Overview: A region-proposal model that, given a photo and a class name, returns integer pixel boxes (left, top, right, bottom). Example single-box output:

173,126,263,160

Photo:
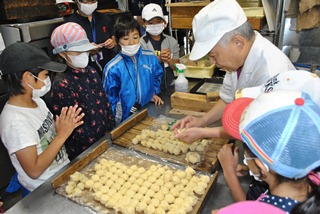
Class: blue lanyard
90,16,97,43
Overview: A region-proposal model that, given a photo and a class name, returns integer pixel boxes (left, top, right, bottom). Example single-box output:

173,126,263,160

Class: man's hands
55,104,84,140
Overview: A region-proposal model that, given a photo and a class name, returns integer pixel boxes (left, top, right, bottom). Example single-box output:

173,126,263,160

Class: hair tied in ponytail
308,171,320,186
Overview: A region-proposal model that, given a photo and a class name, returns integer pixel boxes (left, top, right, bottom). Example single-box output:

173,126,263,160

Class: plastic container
176,54,215,78
174,64,189,92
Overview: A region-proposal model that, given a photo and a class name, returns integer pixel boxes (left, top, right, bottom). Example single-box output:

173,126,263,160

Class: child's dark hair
291,167,320,214
113,15,141,45
2,67,43,96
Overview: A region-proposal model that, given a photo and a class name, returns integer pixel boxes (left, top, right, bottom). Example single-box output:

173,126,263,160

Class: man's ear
233,35,245,49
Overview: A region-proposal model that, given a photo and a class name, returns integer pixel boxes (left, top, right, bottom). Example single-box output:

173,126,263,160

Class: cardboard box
299,0,320,13
297,6,320,31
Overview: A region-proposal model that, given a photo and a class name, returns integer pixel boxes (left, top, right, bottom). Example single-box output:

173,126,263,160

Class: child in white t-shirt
0,42,84,194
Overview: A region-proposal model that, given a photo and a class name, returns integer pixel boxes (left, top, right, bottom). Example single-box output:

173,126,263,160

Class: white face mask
243,155,269,182
67,52,89,68
26,73,51,98
120,44,140,56
146,23,165,36
79,2,97,16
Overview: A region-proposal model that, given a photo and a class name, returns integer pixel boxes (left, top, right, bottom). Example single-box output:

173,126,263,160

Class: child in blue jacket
102,15,164,124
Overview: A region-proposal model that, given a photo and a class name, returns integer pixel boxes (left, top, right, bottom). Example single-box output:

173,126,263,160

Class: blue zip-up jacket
102,47,163,122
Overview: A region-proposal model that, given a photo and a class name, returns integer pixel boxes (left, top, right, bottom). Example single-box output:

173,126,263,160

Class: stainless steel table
6,84,250,214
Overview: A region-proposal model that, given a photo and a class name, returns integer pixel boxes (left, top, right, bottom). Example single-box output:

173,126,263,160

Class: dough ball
200,139,210,147
91,174,100,182
185,152,201,164
119,187,128,195
145,189,155,197
145,205,156,214
172,175,180,185
175,184,184,191
120,173,129,181
174,198,184,205
85,179,94,189
106,180,114,188
67,181,77,187
131,171,140,178
155,179,164,186
178,191,188,199
186,196,198,206
140,173,148,181
160,186,170,195
141,195,151,204
93,191,102,201
72,187,82,197
175,171,186,179
77,182,85,190
107,188,116,197
139,186,148,195
173,147,181,155
200,175,210,184
149,165,157,171
126,189,136,198
115,162,123,169
110,174,118,182
180,178,189,186
150,184,160,192
110,166,117,173
170,187,180,197
137,167,146,174
123,181,132,189
92,182,102,191
195,144,205,152
152,171,161,179
163,173,172,182
148,176,156,183
130,184,140,192
165,193,175,204
132,137,139,145
164,182,174,189
190,175,200,183
136,134,142,141
117,178,125,186
94,163,102,171
150,198,160,207
136,201,148,212
159,200,169,210
143,181,152,188
131,198,139,207
113,192,123,201
99,176,108,185
105,171,113,179
194,185,206,195
135,192,143,200
135,178,144,186
65,185,74,195
69,171,82,182
141,133,147,140
130,165,138,171
154,192,164,201
115,169,123,175
126,168,134,176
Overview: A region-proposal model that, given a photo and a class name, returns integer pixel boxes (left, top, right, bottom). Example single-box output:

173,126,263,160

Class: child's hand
55,105,85,139
103,36,116,49
160,48,171,63
151,95,164,105
218,143,239,176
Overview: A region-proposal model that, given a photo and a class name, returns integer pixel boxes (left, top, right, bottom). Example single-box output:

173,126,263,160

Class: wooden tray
111,110,228,173
54,147,218,214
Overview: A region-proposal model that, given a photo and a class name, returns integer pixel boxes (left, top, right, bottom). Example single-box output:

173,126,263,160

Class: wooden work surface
54,147,219,214
111,110,228,173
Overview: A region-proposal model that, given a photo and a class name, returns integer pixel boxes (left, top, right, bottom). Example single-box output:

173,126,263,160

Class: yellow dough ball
85,179,94,189
100,185,109,194
165,193,175,204
160,186,170,195
132,137,139,145
65,185,74,195
136,201,148,213
145,189,155,197
150,198,160,207
77,182,85,190
150,184,160,192
130,184,140,192
145,205,156,214
91,174,100,182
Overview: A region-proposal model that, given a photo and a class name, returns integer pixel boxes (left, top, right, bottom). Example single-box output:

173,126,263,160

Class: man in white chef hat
171,0,295,143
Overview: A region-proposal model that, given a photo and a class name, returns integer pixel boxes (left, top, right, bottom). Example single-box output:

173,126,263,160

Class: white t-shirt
220,31,295,103
0,98,69,191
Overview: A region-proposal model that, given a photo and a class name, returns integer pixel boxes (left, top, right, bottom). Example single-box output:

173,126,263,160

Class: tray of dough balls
110,110,228,173
55,147,218,214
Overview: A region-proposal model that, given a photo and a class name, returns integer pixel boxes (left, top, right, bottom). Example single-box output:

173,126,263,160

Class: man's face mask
146,23,165,36
26,73,51,98
79,1,97,16
120,44,140,57
66,52,89,69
